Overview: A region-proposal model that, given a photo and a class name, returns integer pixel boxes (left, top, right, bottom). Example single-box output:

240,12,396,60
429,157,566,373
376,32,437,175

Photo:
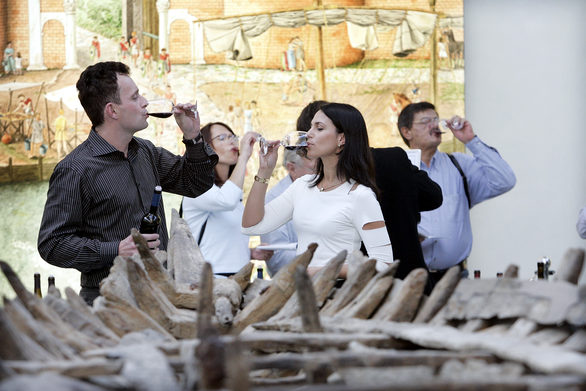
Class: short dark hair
397,101,436,147
76,61,130,127
312,103,378,196
296,100,329,132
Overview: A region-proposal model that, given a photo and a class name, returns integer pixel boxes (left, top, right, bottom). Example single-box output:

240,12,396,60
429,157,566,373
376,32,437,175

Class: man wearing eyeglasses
398,102,516,285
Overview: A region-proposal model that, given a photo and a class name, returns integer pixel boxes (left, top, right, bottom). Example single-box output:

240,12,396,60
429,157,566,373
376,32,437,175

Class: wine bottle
48,275,55,288
473,270,481,279
34,272,42,298
257,266,264,280
140,185,162,234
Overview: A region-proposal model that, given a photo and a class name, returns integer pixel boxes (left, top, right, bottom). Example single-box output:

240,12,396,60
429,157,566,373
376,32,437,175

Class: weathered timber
554,248,585,284
294,266,322,332
230,262,254,292
316,317,586,376
2,298,77,360
414,266,460,323
197,262,214,338
131,228,198,309
93,297,174,339
5,358,122,377
64,287,118,342
118,343,181,391
46,285,61,299
249,349,496,371
126,258,197,339
503,264,519,279
167,209,206,286
0,372,109,391
439,278,583,325
373,268,427,322
241,278,271,309
99,256,137,307
563,329,586,353
0,260,98,353
320,258,377,316
233,243,318,333
234,329,406,352
0,309,52,361
270,250,347,322
43,294,119,347
335,262,398,320
225,339,250,391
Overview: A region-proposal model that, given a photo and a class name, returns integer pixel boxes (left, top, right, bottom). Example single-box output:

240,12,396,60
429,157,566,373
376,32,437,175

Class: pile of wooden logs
1,209,585,390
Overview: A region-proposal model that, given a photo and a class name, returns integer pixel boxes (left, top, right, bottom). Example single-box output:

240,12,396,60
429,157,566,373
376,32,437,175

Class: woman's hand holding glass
238,132,258,162
257,137,280,177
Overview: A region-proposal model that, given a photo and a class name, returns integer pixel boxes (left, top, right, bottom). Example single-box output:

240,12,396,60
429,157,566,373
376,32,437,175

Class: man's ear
399,126,412,143
104,102,117,120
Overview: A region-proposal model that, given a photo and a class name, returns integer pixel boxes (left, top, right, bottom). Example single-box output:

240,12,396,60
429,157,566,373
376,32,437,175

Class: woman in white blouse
242,103,393,276
183,122,273,276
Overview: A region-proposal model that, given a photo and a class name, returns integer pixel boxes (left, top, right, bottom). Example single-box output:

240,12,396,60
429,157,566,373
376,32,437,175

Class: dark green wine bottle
140,186,162,234
34,272,42,298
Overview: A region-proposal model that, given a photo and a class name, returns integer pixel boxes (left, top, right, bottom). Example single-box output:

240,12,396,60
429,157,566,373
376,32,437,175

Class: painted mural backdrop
0,0,463,297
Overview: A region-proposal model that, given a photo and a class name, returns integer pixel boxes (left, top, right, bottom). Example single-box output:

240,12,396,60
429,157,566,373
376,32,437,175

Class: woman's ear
337,133,345,147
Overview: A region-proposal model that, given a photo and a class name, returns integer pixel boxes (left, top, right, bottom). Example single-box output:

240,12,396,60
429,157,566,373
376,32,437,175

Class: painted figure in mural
292,36,306,72
3,41,15,75
129,31,139,68
164,84,176,105
118,36,129,61
398,102,515,286
15,94,33,115
53,109,69,160
281,72,313,104
389,92,412,136
251,100,261,131
14,52,23,75
90,36,101,62
286,38,296,71
29,112,45,158
141,48,153,78
158,48,171,82
242,102,394,277
243,101,253,133
442,29,464,69
438,37,449,70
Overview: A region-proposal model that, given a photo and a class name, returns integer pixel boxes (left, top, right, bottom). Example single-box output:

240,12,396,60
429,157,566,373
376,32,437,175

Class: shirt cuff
99,241,120,266
184,140,218,161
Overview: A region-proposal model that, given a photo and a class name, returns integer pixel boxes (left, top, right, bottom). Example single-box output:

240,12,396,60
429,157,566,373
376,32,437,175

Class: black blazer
371,147,443,281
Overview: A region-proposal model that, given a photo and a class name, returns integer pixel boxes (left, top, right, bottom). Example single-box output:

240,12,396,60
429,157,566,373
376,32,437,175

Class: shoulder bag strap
447,154,471,208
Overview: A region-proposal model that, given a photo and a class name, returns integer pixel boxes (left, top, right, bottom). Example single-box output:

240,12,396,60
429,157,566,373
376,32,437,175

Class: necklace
319,181,345,192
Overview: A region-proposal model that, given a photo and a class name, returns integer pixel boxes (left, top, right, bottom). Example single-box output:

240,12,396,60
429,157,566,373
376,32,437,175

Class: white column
27,0,47,70
63,0,79,69
193,22,206,65
157,0,170,50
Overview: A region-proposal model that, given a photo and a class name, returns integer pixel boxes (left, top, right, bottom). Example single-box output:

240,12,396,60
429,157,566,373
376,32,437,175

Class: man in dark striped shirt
38,61,218,305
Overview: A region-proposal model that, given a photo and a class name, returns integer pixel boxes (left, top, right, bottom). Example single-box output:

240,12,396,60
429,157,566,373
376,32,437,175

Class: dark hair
296,100,329,132
76,61,130,127
311,103,378,196
397,101,436,147
200,121,236,186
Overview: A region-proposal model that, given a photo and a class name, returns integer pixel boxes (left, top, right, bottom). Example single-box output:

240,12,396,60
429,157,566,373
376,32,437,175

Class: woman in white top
242,102,393,276
183,122,273,276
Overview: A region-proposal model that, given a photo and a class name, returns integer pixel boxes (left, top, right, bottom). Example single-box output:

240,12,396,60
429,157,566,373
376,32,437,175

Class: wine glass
147,98,198,119
258,131,308,155
440,115,464,131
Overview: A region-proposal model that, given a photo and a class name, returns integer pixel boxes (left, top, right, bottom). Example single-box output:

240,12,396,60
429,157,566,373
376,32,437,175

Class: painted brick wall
0,0,6,54
41,0,64,12
6,0,29,70
169,19,190,63
42,20,65,69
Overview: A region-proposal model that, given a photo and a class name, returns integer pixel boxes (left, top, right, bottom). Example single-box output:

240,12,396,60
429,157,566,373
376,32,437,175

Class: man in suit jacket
371,146,443,288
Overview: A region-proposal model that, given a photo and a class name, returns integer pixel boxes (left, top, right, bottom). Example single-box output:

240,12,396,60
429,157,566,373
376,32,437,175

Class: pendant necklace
319,181,344,192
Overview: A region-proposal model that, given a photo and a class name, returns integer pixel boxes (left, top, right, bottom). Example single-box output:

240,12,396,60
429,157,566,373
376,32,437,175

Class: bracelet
254,175,269,184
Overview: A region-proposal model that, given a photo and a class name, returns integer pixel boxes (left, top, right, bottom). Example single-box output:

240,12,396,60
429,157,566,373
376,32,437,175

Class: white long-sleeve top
183,180,250,274
242,175,393,269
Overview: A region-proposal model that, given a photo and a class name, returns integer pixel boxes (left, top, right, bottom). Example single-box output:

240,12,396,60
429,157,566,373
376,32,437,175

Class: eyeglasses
412,117,440,126
211,133,239,143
